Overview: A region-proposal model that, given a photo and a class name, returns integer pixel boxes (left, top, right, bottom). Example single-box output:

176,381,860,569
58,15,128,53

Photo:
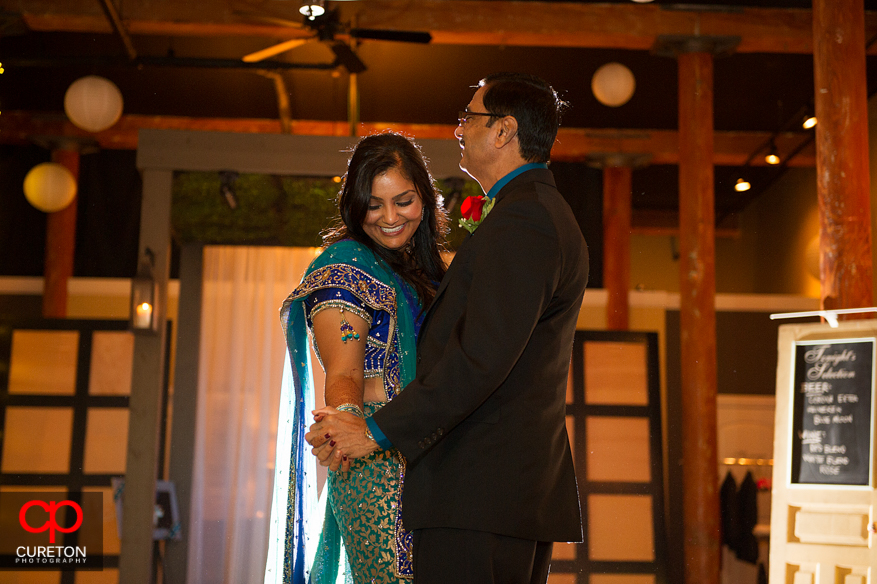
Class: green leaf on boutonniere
459,196,496,234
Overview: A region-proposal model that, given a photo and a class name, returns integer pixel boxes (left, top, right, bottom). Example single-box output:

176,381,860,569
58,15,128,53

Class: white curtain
187,245,322,584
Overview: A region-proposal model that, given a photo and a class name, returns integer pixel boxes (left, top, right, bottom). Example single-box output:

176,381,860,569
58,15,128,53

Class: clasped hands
305,407,379,472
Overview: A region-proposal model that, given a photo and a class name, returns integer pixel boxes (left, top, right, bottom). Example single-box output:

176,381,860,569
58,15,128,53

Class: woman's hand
306,407,349,472
307,407,379,471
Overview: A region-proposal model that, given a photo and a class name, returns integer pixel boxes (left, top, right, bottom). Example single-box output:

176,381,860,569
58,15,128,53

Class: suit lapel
417,169,555,346
417,229,478,345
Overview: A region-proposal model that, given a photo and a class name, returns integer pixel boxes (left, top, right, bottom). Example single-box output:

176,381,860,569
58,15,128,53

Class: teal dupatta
264,240,419,584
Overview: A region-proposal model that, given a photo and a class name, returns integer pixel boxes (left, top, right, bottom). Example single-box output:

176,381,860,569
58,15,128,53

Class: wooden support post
42,149,79,318
164,243,204,579
118,168,172,584
813,0,873,311
348,72,360,138
677,50,720,584
603,165,633,330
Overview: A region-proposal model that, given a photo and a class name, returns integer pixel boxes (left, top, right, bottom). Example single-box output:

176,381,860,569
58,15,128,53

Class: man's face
454,86,491,181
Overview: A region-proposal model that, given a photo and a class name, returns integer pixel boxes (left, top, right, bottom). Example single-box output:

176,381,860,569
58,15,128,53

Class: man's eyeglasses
458,110,505,125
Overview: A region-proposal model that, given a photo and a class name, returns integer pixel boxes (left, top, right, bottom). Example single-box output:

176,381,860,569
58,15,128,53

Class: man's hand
306,407,379,471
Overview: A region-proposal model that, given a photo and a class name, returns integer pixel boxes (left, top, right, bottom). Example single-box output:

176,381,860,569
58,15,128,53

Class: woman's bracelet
335,403,365,418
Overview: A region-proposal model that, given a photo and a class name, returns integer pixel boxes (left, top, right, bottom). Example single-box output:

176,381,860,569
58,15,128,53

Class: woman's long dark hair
323,132,449,308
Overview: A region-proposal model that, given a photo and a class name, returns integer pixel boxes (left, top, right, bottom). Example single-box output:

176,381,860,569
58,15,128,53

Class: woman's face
362,166,424,250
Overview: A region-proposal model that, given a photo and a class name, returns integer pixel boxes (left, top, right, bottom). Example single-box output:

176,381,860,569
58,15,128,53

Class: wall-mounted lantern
131,248,159,333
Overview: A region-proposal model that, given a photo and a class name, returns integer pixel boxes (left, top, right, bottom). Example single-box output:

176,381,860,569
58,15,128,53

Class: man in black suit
307,73,589,583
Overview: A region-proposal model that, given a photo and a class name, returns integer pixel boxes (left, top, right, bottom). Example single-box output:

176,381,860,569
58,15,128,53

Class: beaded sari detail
264,240,418,584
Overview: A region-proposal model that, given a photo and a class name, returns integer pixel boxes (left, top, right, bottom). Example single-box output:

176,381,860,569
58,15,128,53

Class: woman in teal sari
265,132,448,584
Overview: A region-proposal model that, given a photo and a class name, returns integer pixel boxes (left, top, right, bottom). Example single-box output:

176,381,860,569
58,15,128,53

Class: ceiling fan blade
231,1,305,28
330,42,367,74
236,13,304,28
349,28,432,44
243,38,310,63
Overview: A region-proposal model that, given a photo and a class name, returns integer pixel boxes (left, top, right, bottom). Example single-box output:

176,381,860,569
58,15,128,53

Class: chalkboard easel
790,339,875,486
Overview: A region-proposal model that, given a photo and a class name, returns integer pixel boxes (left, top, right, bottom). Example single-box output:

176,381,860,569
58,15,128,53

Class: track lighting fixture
764,142,780,165
735,178,751,192
220,171,239,210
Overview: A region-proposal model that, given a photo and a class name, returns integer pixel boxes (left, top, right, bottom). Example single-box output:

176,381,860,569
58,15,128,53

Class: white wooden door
770,320,877,584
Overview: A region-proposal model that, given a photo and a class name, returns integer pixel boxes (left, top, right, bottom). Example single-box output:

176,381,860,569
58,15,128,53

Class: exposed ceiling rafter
15,1,877,55
0,110,816,167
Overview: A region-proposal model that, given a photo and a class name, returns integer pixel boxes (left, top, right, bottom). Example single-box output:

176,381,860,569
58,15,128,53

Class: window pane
588,494,655,561
89,332,134,396
1,407,73,473
1,571,62,584
8,331,79,395
0,486,67,493
83,487,121,556
76,570,119,584
584,341,648,405
84,408,129,474
591,576,656,584
552,541,576,560
586,417,651,482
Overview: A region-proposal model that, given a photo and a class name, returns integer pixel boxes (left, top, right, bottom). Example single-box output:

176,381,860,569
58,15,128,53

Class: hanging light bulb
299,0,325,19
764,142,780,165
735,178,751,192
802,115,817,129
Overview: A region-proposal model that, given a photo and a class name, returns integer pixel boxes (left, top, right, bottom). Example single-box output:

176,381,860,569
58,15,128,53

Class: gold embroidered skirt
327,409,413,583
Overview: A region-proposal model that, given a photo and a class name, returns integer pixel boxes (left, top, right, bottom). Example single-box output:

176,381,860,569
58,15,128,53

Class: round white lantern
591,62,636,107
23,163,77,212
64,75,123,132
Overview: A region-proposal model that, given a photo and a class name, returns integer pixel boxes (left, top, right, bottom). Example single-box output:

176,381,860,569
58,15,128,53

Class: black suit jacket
373,167,589,542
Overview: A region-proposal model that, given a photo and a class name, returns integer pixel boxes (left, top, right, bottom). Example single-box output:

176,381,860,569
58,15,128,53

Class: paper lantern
64,75,123,132
23,162,77,212
592,62,636,107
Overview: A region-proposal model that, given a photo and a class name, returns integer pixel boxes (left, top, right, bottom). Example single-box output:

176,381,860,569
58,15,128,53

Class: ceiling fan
236,1,432,73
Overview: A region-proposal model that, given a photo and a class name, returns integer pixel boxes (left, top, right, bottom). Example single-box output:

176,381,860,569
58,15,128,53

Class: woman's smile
363,167,424,250
380,224,405,235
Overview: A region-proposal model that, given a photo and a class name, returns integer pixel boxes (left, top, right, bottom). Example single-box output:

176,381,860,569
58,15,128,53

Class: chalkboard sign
791,339,875,486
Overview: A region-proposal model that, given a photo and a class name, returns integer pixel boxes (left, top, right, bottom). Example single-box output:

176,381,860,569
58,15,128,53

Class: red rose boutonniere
459,195,496,234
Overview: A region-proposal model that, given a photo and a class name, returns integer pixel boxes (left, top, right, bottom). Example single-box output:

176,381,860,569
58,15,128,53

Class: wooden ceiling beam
0,111,815,166
350,1,836,54
552,128,814,166
21,13,311,39
16,1,877,54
